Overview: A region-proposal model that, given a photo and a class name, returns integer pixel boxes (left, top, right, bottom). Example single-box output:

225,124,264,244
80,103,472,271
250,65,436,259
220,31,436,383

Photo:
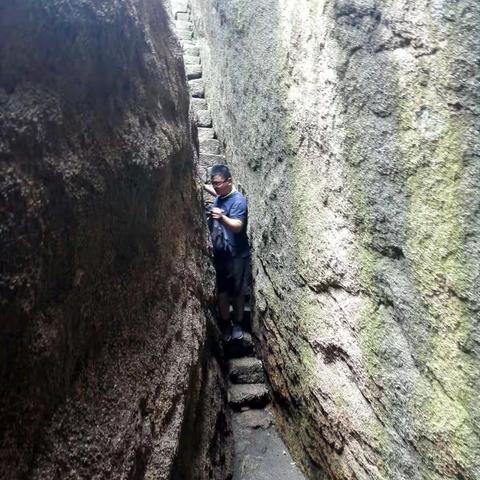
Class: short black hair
210,164,231,179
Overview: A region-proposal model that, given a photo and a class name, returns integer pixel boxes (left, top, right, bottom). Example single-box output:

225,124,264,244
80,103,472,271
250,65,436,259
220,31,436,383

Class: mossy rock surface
190,0,480,478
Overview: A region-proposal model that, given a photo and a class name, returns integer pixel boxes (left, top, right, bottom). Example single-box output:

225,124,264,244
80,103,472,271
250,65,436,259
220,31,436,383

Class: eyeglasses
212,179,228,187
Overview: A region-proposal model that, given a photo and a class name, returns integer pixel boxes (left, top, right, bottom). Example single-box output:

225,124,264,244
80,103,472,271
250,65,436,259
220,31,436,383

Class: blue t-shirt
214,190,250,258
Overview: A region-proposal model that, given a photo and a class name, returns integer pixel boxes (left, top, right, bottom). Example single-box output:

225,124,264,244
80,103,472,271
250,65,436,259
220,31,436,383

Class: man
207,164,250,341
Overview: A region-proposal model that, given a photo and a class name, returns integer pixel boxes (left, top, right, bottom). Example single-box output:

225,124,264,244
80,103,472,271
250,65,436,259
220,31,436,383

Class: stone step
229,358,265,384
184,55,201,65
191,97,208,111
233,408,273,429
198,127,215,140
186,64,202,80
196,109,212,127
177,29,193,41
181,39,198,49
171,0,188,14
228,384,270,410
200,138,221,155
224,332,255,359
184,45,200,57
176,12,190,21
190,98,208,117
189,78,205,98
175,20,193,31
199,153,225,166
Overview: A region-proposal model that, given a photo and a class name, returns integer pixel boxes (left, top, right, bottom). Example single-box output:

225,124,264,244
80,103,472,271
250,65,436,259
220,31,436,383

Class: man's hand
211,207,244,233
210,207,224,220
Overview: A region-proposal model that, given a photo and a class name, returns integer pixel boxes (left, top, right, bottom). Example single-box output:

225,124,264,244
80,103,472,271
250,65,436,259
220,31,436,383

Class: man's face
211,175,232,196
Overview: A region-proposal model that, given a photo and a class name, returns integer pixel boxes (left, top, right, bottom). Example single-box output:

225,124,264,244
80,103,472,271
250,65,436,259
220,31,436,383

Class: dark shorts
214,255,251,296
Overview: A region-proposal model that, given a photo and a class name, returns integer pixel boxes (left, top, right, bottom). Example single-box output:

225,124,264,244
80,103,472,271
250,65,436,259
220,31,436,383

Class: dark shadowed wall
0,1,231,478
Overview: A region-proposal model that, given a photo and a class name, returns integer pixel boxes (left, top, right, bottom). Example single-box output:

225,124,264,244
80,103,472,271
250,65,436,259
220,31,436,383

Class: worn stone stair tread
177,29,193,40
184,46,200,57
229,383,269,410
181,38,197,46
188,78,204,97
199,153,225,165
175,20,193,31
186,64,202,80
171,0,188,14
232,409,306,479
191,98,208,110
229,357,265,384
196,110,212,127
176,12,189,21
200,138,221,155
184,55,201,65
190,98,208,116
232,408,273,429
198,127,215,140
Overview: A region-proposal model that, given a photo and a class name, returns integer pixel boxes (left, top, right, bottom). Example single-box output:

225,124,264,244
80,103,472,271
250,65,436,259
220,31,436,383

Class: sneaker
231,324,244,340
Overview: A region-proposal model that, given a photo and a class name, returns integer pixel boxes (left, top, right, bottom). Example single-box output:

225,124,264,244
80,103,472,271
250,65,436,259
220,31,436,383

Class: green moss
399,48,479,474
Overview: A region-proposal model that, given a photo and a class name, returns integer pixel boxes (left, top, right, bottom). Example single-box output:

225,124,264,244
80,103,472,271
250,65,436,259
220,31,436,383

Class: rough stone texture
186,64,203,80
176,12,190,21
228,384,270,410
232,408,305,480
171,0,189,14
185,46,201,57
200,153,226,166
198,127,215,140
196,109,213,127
189,78,205,97
191,97,209,114
234,409,273,430
200,138,221,155
177,29,194,40
190,0,480,479
190,100,209,126
229,357,266,384
225,333,255,359
181,39,197,49
185,55,201,65
0,1,231,479
176,20,193,31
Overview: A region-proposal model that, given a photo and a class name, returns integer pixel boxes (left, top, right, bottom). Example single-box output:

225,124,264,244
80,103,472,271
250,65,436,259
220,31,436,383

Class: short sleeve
229,198,247,220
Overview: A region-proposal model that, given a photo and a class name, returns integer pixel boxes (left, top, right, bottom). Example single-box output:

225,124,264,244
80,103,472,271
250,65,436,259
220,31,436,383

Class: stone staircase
170,3,305,479
169,3,272,414
224,304,271,414
224,307,304,480
170,0,226,182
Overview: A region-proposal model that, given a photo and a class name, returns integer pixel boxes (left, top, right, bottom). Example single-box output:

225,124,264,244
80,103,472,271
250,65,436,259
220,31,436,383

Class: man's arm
210,207,244,233
220,214,243,233
204,184,218,197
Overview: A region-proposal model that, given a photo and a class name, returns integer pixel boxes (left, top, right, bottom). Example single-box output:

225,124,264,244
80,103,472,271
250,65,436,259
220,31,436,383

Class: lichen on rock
189,0,480,478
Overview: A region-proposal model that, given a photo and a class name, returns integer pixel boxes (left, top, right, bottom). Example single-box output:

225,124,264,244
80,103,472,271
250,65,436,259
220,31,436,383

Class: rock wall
190,0,480,478
0,1,231,478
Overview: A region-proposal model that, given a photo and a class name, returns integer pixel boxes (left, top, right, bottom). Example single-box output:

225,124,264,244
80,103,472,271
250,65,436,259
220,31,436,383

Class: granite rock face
0,1,231,478
190,0,480,478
